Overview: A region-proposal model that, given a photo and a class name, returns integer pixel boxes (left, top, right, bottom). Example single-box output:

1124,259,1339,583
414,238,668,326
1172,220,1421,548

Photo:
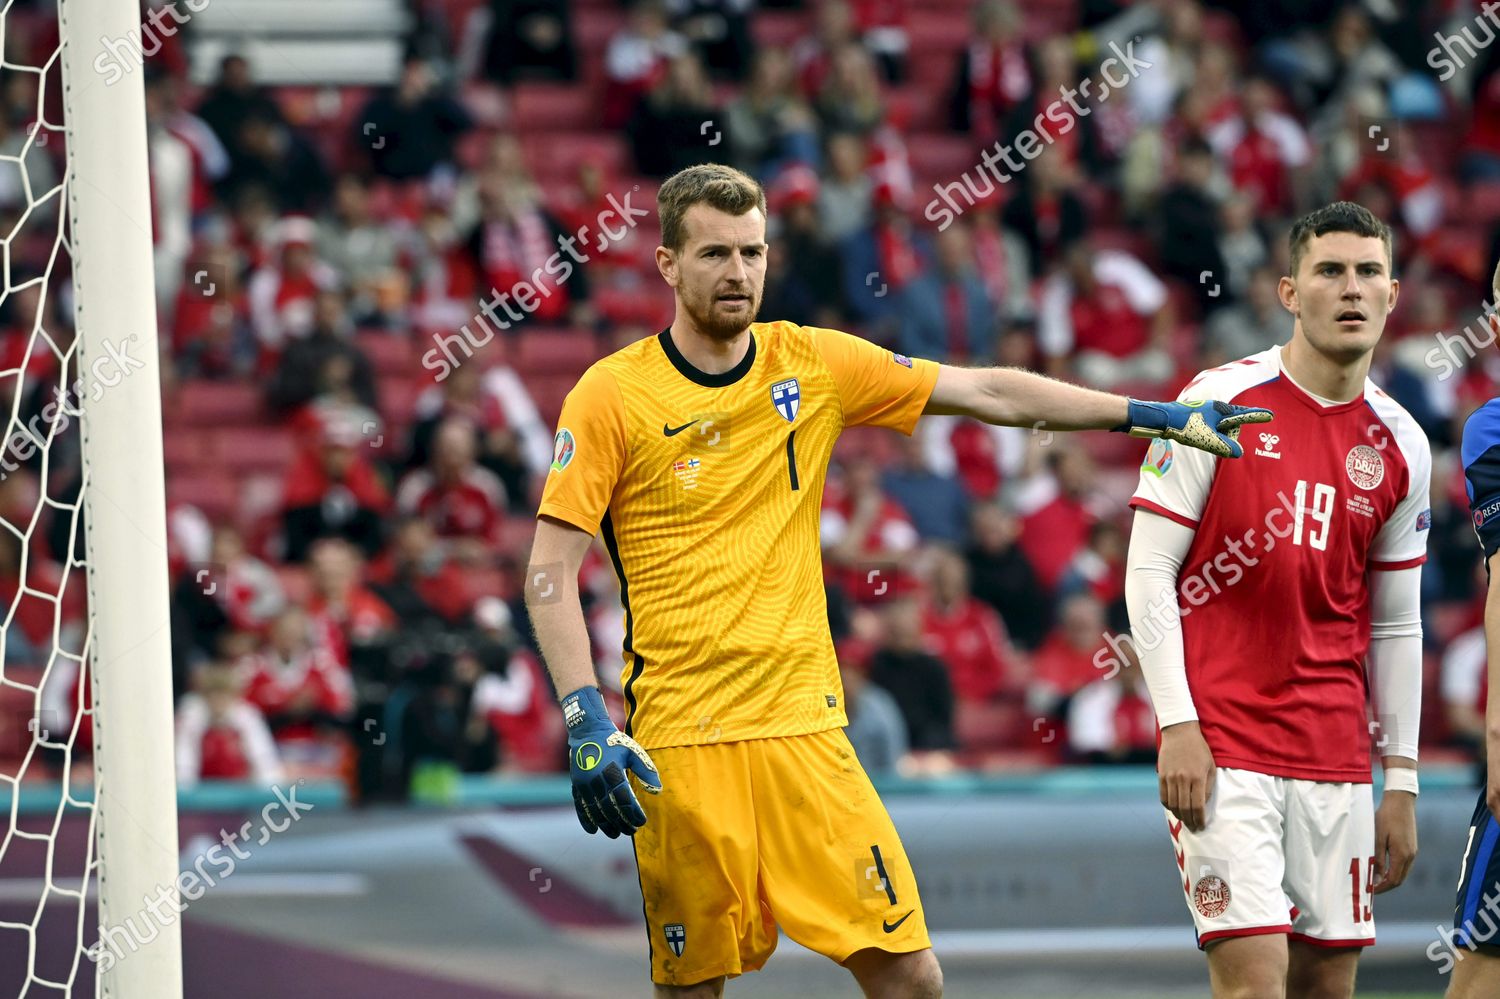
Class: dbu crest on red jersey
1345,445,1384,490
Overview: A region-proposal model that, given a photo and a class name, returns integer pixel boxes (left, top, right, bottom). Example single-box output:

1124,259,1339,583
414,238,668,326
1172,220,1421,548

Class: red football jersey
1130,347,1430,782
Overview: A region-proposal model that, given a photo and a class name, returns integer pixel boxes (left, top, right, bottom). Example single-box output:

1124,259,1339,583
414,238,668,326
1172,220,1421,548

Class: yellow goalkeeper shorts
631,727,931,986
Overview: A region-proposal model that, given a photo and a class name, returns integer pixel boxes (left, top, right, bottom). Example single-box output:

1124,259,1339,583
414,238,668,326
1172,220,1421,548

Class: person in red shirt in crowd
466,596,563,773
949,0,1029,137
821,455,919,604
280,412,390,562
1206,75,1311,220
176,662,284,788
921,545,1018,703
603,0,686,128
306,536,397,670
1058,519,1128,612
0,528,85,666
210,524,287,632
793,0,858,99
409,203,481,337
172,242,254,379
247,215,339,371
847,0,907,82
1442,609,1486,758
241,605,354,749
1014,446,1100,594
465,170,587,328
1066,663,1158,765
1027,591,1110,725
1000,149,1088,280
368,516,478,625
407,354,550,512
1038,236,1175,390
395,417,507,561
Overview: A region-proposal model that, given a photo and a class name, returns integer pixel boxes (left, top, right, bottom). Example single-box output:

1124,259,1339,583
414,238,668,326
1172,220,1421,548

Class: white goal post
60,0,184,995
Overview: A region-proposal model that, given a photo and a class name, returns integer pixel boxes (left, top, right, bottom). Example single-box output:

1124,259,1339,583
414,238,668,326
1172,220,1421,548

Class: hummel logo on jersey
1254,432,1281,459
882,911,914,933
663,420,699,437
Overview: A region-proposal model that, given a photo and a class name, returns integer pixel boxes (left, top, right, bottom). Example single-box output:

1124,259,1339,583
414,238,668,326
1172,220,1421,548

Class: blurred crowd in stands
3,0,1500,797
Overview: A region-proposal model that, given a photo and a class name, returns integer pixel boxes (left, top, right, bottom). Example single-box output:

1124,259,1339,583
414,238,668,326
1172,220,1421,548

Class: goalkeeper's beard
683,287,762,343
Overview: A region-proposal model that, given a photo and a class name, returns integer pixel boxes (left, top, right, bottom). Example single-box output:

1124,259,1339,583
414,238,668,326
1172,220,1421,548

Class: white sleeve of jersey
1125,507,1199,727
1369,413,1432,568
1129,378,1221,527
1367,565,1423,761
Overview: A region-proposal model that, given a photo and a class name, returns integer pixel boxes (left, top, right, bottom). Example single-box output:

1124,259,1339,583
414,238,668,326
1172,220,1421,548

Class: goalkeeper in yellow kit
526,163,1271,997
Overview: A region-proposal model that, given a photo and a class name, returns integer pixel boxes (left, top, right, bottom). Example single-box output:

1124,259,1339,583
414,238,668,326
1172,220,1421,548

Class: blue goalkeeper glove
562,685,661,838
1114,398,1273,459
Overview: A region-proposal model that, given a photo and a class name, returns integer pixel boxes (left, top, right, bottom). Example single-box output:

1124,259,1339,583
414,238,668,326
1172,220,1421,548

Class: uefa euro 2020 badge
1141,438,1173,477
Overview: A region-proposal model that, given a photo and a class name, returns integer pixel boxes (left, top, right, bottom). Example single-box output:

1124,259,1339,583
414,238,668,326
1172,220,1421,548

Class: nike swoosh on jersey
663,420,699,437
882,911,914,933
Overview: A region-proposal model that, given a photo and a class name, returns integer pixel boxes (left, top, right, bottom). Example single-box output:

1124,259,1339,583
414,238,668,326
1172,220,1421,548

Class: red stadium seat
355,331,416,377
162,430,209,470
378,375,427,431
510,84,601,132
905,13,973,53
0,664,43,779
208,428,298,474
168,474,239,524
526,132,631,178
574,8,625,55
515,328,601,376
751,11,806,48
172,381,264,425
1467,181,1500,224
906,134,983,186
955,698,1026,752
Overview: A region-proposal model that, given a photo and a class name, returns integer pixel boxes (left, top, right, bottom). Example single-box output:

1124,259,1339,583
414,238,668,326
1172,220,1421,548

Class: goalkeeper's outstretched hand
1114,398,1274,459
562,685,661,838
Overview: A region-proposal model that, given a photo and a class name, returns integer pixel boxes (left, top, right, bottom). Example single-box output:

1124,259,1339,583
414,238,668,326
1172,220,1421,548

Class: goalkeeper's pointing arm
527,516,661,838
922,365,1273,459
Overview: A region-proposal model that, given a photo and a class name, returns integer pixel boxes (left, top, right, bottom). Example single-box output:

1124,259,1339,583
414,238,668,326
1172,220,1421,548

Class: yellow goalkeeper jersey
537,321,939,749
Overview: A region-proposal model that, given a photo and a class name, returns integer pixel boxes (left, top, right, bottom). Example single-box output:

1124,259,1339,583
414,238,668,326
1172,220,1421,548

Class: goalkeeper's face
1280,231,1399,365
662,204,767,343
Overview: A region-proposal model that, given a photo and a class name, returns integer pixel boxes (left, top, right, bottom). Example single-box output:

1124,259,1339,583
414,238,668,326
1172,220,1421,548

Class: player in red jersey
1126,202,1428,998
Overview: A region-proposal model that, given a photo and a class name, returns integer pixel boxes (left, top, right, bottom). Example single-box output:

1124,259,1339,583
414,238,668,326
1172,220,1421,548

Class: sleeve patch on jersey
1142,438,1173,477
1416,509,1431,532
891,352,913,368
551,428,576,472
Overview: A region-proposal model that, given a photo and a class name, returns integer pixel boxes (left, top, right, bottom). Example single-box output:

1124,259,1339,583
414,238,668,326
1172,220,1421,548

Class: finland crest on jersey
663,922,686,957
771,378,800,422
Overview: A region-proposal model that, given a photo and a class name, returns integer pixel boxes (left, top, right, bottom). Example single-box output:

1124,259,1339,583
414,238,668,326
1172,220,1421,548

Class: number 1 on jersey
1292,480,1335,550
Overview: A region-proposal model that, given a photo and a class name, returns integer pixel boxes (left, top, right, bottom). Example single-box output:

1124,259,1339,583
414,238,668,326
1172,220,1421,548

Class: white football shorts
1165,767,1376,949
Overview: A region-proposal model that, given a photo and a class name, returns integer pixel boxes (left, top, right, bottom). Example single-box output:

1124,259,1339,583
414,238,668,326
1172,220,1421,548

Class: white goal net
0,1,181,996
